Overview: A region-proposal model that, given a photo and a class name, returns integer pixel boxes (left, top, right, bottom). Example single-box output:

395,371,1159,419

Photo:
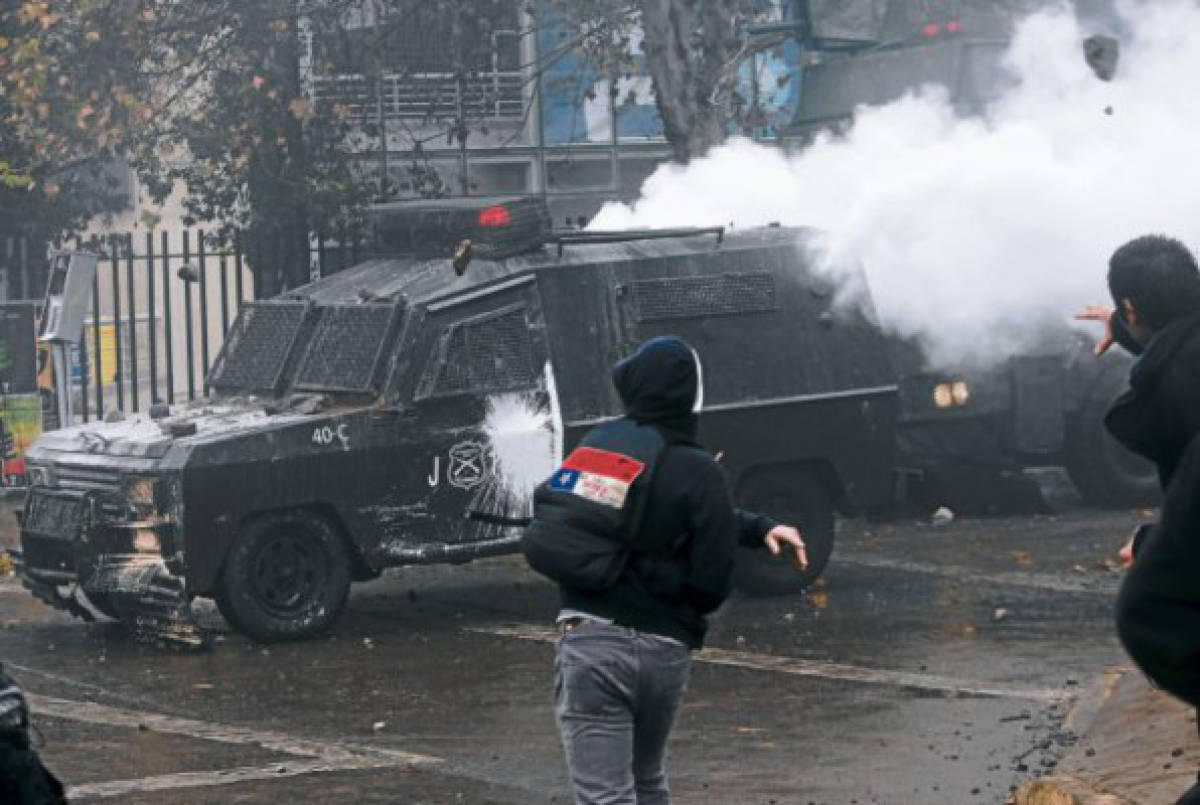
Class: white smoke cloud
591,1,1200,367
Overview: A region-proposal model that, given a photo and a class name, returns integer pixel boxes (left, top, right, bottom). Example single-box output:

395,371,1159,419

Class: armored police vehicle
787,0,1154,509
15,197,898,643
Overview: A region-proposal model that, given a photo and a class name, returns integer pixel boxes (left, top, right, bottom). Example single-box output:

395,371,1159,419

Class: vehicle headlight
27,466,49,487
933,383,954,409
933,380,971,409
124,477,158,508
132,529,161,553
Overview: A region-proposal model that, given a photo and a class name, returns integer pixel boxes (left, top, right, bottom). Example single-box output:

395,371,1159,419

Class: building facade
306,0,804,223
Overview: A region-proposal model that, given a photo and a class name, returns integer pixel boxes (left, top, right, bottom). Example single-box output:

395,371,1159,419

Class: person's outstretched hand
1075,306,1116,356
765,525,808,571
1119,536,1135,569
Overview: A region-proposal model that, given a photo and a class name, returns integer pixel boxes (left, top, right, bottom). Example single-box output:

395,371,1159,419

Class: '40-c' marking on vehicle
312,423,350,450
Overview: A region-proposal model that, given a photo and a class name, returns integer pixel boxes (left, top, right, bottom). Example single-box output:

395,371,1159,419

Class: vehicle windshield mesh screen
631,272,777,321
210,302,308,394
465,307,535,390
434,326,471,395
421,306,536,398
295,305,397,393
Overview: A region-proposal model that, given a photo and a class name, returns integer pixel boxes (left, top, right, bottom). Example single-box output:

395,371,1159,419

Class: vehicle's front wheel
732,471,835,597
215,511,351,643
83,590,123,620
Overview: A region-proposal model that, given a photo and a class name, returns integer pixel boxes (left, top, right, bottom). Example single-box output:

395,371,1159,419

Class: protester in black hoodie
1077,235,1200,805
551,336,806,805
0,664,67,804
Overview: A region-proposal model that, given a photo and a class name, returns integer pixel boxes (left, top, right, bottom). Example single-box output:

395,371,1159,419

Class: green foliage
0,0,154,236
0,0,552,288
0,0,806,257
0,2,382,289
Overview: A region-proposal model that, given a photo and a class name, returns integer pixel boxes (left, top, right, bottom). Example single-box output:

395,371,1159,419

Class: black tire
732,471,835,597
1065,380,1159,508
83,590,122,620
215,511,352,643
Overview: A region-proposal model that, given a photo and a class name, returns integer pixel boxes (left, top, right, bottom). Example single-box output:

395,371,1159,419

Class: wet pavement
0,491,1144,804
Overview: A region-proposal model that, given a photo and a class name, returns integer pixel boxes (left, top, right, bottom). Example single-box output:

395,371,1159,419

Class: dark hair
1108,235,1200,330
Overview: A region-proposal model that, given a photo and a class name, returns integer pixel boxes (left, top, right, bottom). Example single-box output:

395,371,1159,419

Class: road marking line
836,554,1121,595
9,664,139,703
29,694,437,766
26,693,440,800
470,624,1071,703
66,758,399,799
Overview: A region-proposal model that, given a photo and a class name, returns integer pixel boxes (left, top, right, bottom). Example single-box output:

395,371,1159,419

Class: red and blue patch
549,447,645,509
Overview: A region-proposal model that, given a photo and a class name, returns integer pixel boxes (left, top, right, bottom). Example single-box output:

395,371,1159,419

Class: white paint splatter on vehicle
474,362,563,520
483,397,552,502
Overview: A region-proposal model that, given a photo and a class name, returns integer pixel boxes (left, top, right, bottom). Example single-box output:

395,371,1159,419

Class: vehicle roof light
478,205,512,227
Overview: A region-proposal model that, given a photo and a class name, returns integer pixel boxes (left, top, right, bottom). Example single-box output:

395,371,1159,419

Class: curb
1015,669,1199,805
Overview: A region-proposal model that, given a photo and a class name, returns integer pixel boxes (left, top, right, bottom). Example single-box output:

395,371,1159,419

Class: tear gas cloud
591,1,1200,367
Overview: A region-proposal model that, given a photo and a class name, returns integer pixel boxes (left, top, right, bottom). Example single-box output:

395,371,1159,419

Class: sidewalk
1016,671,1200,804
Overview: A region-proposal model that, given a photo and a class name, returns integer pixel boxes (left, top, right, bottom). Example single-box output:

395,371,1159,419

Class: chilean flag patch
549,447,646,509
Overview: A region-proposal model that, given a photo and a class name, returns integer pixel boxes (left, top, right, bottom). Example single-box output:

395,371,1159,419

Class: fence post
198,230,210,395
108,235,125,413
91,271,104,420
78,317,90,424
182,230,196,401
161,231,174,404
234,231,246,310
218,245,230,337
146,232,158,403
125,233,139,413
3,237,12,300
18,236,29,301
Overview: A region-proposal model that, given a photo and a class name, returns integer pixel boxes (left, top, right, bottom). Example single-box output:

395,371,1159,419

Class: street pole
52,342,71,428
374,0,389,199
377,73,389,198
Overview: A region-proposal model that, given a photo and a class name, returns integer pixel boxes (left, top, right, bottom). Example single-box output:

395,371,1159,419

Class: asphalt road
0,498,1143,805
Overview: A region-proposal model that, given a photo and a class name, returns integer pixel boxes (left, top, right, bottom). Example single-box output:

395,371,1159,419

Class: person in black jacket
0,663,67,804
550,336,806,805
1077,234,1200,805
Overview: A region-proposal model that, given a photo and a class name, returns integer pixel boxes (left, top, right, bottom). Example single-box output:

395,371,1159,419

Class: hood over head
1130,310,1200,390
612,336,703,435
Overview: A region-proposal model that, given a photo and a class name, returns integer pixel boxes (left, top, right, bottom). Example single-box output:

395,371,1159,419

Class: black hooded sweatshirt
1107,312,1200,706
559,336,775,649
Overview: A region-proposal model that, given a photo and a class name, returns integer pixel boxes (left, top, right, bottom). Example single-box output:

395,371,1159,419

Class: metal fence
1,234,46,302
64,230,363,424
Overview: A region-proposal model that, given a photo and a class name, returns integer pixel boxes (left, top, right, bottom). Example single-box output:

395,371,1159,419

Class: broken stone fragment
1083,35,1120,82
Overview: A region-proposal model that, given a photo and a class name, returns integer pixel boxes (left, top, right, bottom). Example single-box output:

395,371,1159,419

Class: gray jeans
554,622,692,805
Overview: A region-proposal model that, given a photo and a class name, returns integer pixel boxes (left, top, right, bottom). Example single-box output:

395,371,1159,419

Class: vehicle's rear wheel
215,511,351,643
1065,375,1159,508
732,471,835,597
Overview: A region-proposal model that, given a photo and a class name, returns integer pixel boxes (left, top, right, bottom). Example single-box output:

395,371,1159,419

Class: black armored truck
786,0,1155,509
15,197,898,643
